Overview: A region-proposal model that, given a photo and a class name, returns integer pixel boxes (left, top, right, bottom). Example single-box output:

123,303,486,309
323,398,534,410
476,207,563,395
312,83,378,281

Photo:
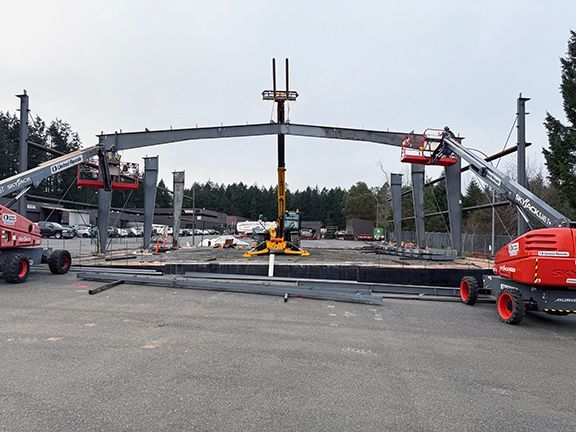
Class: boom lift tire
497,288,525,325
48,250,72,275
459,276,479,305
4,254,30,283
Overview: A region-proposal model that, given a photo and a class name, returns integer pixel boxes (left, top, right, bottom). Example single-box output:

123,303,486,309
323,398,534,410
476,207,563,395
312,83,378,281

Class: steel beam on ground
445,157,462,254
98,123,410,151
76,273,383,305
411,164,425,246
172,171,185,248
391,173,403,244
143,156,159,250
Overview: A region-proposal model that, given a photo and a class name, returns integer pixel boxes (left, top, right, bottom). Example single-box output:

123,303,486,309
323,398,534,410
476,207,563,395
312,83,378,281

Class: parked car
38,221,75,239
128,227,143,237
107,227,119,238
117,228,129,237
72,224,97,238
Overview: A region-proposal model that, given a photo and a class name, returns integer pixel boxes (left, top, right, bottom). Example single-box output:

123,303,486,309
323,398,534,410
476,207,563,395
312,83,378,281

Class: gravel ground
0,269,575,431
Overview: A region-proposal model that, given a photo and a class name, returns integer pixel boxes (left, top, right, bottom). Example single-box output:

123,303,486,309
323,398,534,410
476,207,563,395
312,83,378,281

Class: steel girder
98,123,409,150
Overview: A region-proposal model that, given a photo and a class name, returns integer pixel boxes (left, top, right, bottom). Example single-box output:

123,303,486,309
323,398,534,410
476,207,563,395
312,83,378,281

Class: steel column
143,156,159,249
391,173,403,245
411,164,425,247
172,171,185,248
517,93,530,235
97,190,112,254
445,157,462,254
16,91,29,217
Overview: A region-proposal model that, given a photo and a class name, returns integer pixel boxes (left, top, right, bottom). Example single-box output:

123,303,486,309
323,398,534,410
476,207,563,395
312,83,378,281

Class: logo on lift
499,265,516,273
508,242,519,256
514,194,552,226
50,155,84,174
2,213,16,225
538,251,570,257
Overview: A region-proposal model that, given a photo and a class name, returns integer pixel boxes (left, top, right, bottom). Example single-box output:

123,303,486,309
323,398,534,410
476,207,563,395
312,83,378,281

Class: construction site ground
1,269,575,431
56,236,492,269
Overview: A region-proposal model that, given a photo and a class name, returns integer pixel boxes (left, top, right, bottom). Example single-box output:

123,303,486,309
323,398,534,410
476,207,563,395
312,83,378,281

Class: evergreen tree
344,181,376,221
155,179,173,207
543,30,576,215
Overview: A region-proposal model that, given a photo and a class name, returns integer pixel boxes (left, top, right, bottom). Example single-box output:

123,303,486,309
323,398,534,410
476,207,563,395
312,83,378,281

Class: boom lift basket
400,129,458,167
77,154,140,191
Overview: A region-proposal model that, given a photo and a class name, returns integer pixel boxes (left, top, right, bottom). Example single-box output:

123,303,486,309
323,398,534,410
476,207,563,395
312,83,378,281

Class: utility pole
16,90,29,217
517,93,530,236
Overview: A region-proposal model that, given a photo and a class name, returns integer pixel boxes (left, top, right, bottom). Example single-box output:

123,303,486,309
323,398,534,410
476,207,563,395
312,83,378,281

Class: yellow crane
244,59,310,257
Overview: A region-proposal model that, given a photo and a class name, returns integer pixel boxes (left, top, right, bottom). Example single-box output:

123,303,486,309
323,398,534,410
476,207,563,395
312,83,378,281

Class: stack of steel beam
76,271,383,305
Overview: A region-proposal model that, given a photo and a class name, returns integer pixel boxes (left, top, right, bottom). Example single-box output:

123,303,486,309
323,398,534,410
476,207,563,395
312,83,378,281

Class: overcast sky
2,1,575,190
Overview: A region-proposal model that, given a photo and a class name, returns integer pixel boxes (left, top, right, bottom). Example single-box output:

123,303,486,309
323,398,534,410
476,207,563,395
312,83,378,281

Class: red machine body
494,228,576,288
0,205,42,249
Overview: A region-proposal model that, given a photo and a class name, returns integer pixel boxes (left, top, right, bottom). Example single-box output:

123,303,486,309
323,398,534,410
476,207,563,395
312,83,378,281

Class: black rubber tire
54,231,62,239
497,288,526,325
4,254,30,284
460,276,479,305
48,250,72,275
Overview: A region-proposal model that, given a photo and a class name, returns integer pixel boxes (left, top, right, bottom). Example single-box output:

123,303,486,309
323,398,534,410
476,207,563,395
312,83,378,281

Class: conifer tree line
1,31,575,231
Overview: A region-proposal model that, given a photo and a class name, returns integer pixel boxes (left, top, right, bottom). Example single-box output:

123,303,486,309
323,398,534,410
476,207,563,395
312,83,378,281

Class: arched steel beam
98,123,409,151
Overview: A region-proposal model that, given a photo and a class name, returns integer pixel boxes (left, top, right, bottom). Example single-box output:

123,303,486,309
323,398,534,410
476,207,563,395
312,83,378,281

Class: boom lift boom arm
0,145,104,199
441,134,571,228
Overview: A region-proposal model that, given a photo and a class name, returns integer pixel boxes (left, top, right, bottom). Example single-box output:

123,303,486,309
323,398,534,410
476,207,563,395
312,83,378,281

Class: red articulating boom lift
0,145,137,283
402,128,576,324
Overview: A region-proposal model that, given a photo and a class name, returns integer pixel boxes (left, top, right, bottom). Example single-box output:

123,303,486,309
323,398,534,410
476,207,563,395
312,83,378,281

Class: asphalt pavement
0,269,575,431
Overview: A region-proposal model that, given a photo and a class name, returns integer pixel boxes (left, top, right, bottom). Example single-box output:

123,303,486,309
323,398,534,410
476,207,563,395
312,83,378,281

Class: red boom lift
0,145,138,283
402,128,576,324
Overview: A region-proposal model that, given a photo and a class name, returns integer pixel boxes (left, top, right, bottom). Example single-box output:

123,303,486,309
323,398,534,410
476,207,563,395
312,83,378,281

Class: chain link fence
395,231,514,255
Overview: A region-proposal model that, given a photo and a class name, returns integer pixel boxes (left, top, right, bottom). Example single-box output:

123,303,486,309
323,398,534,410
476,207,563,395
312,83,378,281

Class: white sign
50,155,84,174
538,251,570,257
508,242,519,256
2,213,16,225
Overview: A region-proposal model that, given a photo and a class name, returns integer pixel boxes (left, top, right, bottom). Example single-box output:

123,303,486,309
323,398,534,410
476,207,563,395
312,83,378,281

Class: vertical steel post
97,190,112,254
390,173,403,245
16,91,29,217
517,93,530,236
143,156,159,250
172,171,185,248
491,189,496,256
411,164,425,247
445,157,462,254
